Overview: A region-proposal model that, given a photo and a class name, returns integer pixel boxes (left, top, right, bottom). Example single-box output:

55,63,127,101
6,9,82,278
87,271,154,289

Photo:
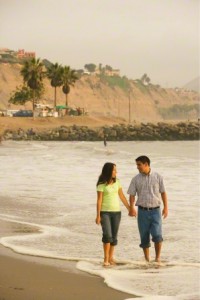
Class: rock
1,122,199,141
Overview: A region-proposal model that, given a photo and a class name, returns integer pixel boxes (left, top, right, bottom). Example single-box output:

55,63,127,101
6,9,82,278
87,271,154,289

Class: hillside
183,77,199,93
0,63,199,122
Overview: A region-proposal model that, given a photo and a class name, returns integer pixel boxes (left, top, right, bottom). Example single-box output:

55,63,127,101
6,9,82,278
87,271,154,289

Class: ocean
0,140,199,299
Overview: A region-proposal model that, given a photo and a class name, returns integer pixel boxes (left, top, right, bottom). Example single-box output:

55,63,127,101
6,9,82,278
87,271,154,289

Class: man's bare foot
155,258,161,263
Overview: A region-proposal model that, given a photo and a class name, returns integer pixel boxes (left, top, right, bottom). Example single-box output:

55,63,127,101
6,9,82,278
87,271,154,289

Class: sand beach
0,140,199,299
0,219,134,300
0,115,127,133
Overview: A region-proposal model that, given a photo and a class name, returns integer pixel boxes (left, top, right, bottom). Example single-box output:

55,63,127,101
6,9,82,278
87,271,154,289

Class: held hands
95,215,101,225
129,207,137,217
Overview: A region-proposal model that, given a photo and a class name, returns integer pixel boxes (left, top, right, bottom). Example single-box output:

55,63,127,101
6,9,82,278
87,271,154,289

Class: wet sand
0,219,135,300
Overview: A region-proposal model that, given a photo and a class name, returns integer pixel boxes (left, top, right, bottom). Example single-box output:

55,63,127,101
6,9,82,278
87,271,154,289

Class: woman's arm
118,188,130,212
95,191,103,225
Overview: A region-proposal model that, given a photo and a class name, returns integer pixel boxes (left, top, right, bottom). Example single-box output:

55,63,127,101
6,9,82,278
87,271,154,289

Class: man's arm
161,192,168,219
129,195,137,217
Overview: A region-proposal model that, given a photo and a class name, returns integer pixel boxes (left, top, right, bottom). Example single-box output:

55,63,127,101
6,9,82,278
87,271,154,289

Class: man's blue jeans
100,211,121,246
138,207,163,248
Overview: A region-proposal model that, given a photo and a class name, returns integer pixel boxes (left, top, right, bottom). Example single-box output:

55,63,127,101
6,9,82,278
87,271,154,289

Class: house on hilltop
82,63,120,77
0,48,15,55
104,69,120,76
0,48,36,62
17,49,35,59
0,48,16,59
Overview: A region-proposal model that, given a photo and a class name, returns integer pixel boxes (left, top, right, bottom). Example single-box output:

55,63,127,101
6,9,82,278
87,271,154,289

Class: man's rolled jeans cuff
140,242,151,248
152,236,163,243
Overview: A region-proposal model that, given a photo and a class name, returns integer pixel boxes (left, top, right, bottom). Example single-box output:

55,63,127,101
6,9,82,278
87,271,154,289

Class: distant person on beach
96,162,130,266
103,134,107,147
128,156,168,263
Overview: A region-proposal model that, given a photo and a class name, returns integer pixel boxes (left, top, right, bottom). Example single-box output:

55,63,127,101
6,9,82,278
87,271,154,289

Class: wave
77,260,200,299
93,146,116,155
0,214,199,299
0,214,79,260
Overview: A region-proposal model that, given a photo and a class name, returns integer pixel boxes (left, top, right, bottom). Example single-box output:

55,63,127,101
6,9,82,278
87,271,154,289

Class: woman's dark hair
97,162,116,186
136,155,150,165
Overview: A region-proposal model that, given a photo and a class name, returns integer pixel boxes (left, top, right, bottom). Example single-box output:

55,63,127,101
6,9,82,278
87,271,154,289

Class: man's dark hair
136,156,150,165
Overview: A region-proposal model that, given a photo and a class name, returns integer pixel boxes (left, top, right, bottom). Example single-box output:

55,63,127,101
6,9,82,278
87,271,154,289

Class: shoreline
0,219,135,300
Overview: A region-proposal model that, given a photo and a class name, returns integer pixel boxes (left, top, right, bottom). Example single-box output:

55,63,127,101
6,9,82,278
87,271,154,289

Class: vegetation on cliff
0,51,199,121
8,59,78,113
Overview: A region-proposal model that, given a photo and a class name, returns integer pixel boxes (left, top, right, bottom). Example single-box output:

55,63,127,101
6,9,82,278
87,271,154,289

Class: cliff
0,63,199,122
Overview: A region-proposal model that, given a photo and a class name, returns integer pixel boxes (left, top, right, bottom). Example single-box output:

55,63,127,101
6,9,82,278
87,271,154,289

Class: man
128,155,168,262
103,134,107,147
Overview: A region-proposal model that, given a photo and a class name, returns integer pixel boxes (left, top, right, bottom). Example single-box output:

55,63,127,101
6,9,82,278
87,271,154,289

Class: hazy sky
0,0,199,87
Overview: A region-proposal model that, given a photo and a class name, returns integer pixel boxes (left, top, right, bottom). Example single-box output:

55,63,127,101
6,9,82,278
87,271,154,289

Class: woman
95,162,130,266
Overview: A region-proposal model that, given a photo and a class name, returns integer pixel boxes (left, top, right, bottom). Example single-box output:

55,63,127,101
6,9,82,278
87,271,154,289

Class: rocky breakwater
2,122,199,141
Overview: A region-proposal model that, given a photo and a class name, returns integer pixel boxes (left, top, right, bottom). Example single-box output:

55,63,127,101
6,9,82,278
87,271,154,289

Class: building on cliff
17,49,35,59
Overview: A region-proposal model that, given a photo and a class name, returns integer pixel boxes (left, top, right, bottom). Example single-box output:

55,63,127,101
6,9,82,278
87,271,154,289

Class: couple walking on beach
95,156,168,266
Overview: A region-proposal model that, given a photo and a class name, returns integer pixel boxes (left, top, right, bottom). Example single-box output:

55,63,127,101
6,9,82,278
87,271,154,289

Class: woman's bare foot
109,259,117,265
103,261,110,267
